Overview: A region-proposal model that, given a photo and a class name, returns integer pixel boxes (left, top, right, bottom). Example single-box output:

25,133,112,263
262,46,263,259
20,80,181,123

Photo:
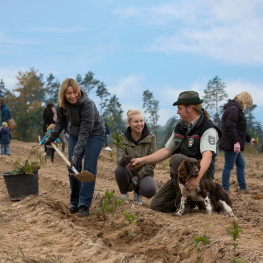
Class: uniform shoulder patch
208,135,215,145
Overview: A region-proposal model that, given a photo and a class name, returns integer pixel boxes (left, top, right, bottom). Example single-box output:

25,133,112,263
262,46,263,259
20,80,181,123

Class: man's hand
130,158,144,168
71,156,77,168
185,176,200,190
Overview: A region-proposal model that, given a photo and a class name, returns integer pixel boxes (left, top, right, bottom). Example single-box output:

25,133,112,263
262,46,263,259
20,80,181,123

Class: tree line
0,70,262,146
0,68,160,142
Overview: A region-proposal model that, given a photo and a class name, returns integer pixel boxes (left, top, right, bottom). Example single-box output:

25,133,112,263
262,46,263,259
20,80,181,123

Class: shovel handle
51,143,79,175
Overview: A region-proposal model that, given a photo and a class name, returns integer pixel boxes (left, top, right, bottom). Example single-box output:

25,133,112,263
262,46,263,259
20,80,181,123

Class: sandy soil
0,140,263,263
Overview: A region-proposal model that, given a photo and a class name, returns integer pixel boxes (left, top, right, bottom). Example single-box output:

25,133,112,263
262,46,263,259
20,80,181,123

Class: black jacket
219,99,251,151
50,90,105,159
0,127,11,144
173,114,221,178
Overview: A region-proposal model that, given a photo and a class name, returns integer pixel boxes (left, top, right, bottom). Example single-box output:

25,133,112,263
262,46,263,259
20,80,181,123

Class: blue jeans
68,134,104,208
1,144,10,155
222,150,246,191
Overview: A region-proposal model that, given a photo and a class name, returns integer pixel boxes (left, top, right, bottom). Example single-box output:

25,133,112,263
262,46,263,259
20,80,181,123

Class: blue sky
1,0,263,126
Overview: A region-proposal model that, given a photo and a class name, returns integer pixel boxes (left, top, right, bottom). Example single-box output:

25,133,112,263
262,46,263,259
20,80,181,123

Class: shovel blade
70,170,96,183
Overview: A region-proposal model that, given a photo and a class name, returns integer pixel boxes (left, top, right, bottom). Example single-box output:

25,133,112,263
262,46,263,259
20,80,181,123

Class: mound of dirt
0,140,263,262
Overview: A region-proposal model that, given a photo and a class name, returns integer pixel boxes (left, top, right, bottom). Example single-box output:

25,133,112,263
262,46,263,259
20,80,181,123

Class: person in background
131,91,221,213
58,121,69,153
40,124,59,163
44,78,105,217
0,98,11,125
0,122,11,155
219,91,257,193
43,103,56,134
115,110,157,205
104,122,112,151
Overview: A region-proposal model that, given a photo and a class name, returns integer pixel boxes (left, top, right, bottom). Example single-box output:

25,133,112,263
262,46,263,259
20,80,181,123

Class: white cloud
114,1,263,64
25,27,85,33
113,6,143,19
0,32,38,46
108,74,145,98
226,80,263,106
0,68,20,90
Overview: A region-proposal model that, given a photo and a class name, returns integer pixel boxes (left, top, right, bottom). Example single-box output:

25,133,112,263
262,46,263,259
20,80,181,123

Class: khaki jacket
117,132,157,180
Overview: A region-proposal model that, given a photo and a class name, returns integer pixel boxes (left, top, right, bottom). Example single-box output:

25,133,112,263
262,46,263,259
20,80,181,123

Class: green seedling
60,227,66,234
112,131,123,147
122,211,137,236
123,210,136,225
107,115,123,147
226,221,243,263
191,233,210,261
49,255,64,262
255,160,260,169
10,146,47,175
161,161,169,169
97,189,125,222
108,151,113,158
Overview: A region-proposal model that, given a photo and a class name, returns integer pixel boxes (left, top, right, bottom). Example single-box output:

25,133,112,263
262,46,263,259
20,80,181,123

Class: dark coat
219,99,251,151
1,104,11,124
43,107,55,133
0,127,11,144
50,90,105,160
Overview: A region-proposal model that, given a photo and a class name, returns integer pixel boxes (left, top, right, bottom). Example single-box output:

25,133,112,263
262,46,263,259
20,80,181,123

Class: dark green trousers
150,154,213,213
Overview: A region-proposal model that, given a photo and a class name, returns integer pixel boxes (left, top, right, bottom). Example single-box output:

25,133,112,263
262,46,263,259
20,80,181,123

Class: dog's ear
178,160,188,179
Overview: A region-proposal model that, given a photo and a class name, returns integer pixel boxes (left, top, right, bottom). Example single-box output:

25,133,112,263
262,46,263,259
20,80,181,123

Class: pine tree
203,76,228,125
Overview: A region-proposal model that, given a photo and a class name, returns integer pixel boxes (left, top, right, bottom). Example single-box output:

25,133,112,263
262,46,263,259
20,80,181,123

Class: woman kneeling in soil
115,110,157,205
45,78,105,216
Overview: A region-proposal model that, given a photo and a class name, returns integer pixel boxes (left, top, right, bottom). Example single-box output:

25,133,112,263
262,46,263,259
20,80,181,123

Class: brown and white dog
174,158,234,217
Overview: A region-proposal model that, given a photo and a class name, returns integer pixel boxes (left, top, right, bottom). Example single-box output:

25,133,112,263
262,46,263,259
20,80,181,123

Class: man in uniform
131,91,221,212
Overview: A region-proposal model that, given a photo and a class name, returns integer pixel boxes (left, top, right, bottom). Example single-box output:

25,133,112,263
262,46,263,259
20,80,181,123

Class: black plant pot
2,170,39,201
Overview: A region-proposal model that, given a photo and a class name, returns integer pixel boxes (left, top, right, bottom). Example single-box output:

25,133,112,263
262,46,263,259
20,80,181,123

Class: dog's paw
229,212,235,217
174,210,183,216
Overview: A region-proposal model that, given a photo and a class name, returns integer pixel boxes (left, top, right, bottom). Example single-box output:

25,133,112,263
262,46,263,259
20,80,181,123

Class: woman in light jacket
115,110,157,205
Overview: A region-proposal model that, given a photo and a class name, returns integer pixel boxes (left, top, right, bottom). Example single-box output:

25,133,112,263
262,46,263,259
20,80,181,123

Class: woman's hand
234,142,241,153
250,138,257,146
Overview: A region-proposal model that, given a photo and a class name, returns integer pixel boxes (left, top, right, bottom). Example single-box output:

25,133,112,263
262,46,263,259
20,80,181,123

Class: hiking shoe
134,192,142,205
69,206,79,214
77,205,90,216
104,146,112,151
120,193,129,203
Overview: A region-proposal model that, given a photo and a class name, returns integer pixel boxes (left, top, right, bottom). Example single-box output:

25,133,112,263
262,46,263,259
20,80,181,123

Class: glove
119,154,130,166
70,156,78,168
127,176,139,192
44,137,54,146
44,133,55,146
234,142,240,153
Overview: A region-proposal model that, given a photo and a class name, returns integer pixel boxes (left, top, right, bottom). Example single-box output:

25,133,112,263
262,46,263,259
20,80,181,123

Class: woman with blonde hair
45,78,105,216
219,91,257,193
115,110,157,205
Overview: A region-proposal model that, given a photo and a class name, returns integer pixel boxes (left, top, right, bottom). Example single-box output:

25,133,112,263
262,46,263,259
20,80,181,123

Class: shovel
51,143,95,183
